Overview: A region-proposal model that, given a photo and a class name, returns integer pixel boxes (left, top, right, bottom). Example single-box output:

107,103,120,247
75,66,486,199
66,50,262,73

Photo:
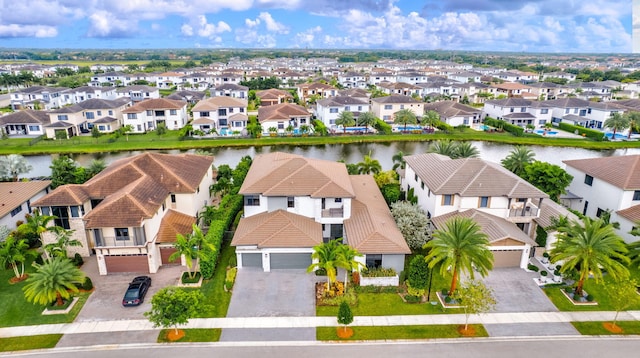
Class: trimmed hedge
374,119,392,135
557,122,605,141
312,119,328,136
484,117,524,136
434,120,454,132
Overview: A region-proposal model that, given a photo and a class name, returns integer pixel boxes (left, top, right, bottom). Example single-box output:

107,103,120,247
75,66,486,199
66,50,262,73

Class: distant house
10,86,72,110
116,85,160,103
0,181,51,233
0,109,50,137
231,152,410,272
32,153,214,275
256,89,293,107
212,84,249,100
370,95,424,123
166,90,206,105
121,98,188,133
191,97,248,134
296,82,338,103
45,98,131,138
258,103,311,134
315,96,370,128
424,100,480,127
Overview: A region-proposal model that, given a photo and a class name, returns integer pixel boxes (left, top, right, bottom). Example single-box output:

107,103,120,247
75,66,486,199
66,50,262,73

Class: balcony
95,235,146,247
508,205,539,217
322,207,344,218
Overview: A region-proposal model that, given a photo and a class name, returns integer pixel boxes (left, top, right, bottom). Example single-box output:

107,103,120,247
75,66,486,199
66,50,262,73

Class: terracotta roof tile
617,204,640,223
563,155,640,190
0,181,51,218
156,210,196,244
257,103,310,122
231,210,322,248
122,98,186,113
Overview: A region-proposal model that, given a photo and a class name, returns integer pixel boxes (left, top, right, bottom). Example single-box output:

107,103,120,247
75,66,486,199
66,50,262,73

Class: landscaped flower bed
360,267,398,287
560,287,597,306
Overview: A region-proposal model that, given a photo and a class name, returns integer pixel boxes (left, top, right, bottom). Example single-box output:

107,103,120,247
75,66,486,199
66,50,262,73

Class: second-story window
584,174,593,186
245,195,260,206
442,195,453,206
115,228,130,241
634,191,640,201
479,196,489,208
287,197,295,208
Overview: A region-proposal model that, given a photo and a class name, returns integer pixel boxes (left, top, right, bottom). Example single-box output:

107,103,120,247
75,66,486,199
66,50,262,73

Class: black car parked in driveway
122,276,152,307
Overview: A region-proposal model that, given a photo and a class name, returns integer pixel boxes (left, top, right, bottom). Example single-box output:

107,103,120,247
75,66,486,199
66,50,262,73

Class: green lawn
572,321,640,335
196,239,235,318
0,262,92,328
157,328,221,342
317,324,488,340
0,334,62,352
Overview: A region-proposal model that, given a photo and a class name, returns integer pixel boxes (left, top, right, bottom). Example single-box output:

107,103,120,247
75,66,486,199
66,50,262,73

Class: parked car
122,276,152,307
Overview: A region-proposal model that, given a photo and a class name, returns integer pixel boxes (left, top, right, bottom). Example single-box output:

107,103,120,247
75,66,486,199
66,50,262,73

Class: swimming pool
479,125,490,131
605,132,628,140
393,125,423,132
534,129,558,135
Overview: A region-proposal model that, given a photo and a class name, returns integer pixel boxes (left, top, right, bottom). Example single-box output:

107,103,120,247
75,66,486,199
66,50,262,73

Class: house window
127,113,137,119
245,195,260,206
51,206,70,229
287,197,295,208
277,122,284,129
70,206,80,217
442,195,453,206
97,111,102,116
108,110,113,116
329,108,339,113
57,115,68,121
171,194,176,203
541,109,548,114
414,174,418,181
27,199,31,213
584,174,593,186
155,110,165,117
10,205,22,217
479,196,490,208
365,254,383,269
28,125,39,132
146,110,153,116
200,111,210,117
115,228,130,241
421,181,424,189
335,198,342,203
240,108,245,113
633,190,640,201
596,208,605,218
384,105,392,110
383,115,390,121
170,109,177,115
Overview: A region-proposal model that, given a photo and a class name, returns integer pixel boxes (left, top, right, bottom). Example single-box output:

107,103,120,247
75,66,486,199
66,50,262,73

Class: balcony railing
321,207,344,218
95,235,146,247
508,206,539,217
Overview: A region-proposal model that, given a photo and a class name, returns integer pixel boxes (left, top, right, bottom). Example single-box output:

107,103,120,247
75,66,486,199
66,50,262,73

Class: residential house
584,102,626,131
447,71,483,84
490,82,532,98
423,101,480,127
527,82,572,101
116,85,160,103
370,95,424,123
482,98,551,128
338,88,370,103
191,97,248,134
256,89,293,107
121,98,188,133
258,103,311,134
377,82,422,97
212,84,249,100
154,72,184,89
90,71,132,87
10,86,72,110
563,155,640,242
403,153,549,268
367,70,397,86
337,71,368,89
297,82,338,103
0,109,50,136
395,71,430,85
231,152,410,272
32,153,215,275
541,71,577,82
70,86,118,102
315,96,370,128
166,90,206,105
179,72,212,91
45,98,131,138
0,181,51,232
545,98,592,127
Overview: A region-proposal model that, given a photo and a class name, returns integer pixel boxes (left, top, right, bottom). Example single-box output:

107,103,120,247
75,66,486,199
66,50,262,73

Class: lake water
20,141,640,178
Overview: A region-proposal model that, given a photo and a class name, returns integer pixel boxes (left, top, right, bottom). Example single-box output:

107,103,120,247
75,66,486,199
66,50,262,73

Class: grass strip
0,334,62,352
317,324,488,340
572,321,640,335
157,328,221,343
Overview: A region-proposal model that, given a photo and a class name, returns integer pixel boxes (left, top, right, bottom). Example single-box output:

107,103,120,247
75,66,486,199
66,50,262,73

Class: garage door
492,250,522,268
160,247,179,265
105,255,149,273
270,253,312,269
241,253,263,268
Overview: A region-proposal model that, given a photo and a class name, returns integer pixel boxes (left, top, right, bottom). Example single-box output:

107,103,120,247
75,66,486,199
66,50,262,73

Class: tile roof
370,95,421,104
240,152,355,198
424,100,479,118
256,89,292,100
122,98,186,113
156,210,196,244
534,200,580,229
32,185,88,206
0,181,51,218
77,98,130,110
257,103,310,122
231,209,322,248
617,204,640,223
192,97,247,112
563,155,640,190
404,153,548,199
316,96,368,107
0,110,50,125
344,176,411,254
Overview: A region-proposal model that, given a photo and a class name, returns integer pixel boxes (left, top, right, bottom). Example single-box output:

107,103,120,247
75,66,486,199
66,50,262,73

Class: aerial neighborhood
1,51,640,348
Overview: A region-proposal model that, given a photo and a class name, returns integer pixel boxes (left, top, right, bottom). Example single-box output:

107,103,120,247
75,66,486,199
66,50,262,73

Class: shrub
484,117,524,136
434,120,453,132
373,119,392,135
441,288,448,296
557,122,605,141
542,252,550,259
541,270,548,276
315,267,327,276
407,255,429,290
527,264,539,272
355,285,398,294
72,253,84,267
361,267,397,277
535,226,547,247
565,286,574,293
404,294,422,303
553,270,561,276
444,296,452,303
312,119,328,136
586,294,594,302
75,276,93,290
407,283,425,297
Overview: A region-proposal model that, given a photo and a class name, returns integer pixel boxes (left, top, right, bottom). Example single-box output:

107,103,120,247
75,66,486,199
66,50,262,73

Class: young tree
423,110,440,129
307,239,341,293
337,301,353,334
0,154,33,181
0,236,38,279
603,279,640,329
50,155,80,189
393,108,417,132
604,112,629,137
86,159,107,179
391,201,432,250
145,287,205,337
170,224,214,280
501,146,536,176
23,256,85,306
454,141,480,158
407,254,430,296
391,151,405,171
335,244,364,293
356,153,381,175
520,161,573,202
335,111,355,133
428,140,458,158
43,228,82,259
625,111,640,139
551,217,629,296
424,217,493,296
453,280,497,331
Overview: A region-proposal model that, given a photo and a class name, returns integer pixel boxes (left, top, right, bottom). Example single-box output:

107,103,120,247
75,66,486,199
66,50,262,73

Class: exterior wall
614,215,638,243
244,194,269,217
372,102,424,123
41,217,91,257
381,254,406,274
235,246,313,272
564,166,625,217
0,187,49,231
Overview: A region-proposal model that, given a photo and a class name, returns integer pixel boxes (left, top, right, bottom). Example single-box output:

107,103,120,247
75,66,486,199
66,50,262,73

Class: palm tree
550,217,629,296
604,112,630,138
170,224,213,280
357,111,377,132
335,111,355,134
454,142,479,158
428,140,458,158
335,244,365,293
0,154,33,182
356,152,382,175
0,236,38,279
19,209,57,247
23,256,85,306
424,217,493,296
394,109,417,132
501,146,536,176
392,151,405,171
423,110,440,129
44,228,82,259
625,111,640,139
307,239,341,293
209,176,233,197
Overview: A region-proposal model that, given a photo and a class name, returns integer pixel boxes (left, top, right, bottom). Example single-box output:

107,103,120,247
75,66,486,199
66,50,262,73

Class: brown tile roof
191,97,247,112
405,153,548,199
344,176,411,254
231,209,322,248
156,210,196,244
0,181,51,218
257,103,310,122
256,89,292,100
32,185,88,207
371,95,421,104
122,98,186,113
563,155,640,190
617,204,640,223
431,209,536,246
424,100,479,118
0,110,50,125
534,200,579,229
240,152,355,198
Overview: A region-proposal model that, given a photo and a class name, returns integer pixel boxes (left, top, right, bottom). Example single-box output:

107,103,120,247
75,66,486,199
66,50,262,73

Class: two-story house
315,96,370,128
403,153,548,268
0,181,51,233
258,103,311,134
121,98,188,133
370,95,424,124
45,98,131,138
116,85,160,103
563,155,640,242
32,153,214,275
423,100,480,127
191,97,248,134
212,84,249,100
231,152,410,272
297,82,338,104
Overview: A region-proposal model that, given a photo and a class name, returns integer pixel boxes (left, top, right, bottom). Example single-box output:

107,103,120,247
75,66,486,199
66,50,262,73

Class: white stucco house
0,181,51,233
315,96,370,128
191,96,248,134
121,98,188,133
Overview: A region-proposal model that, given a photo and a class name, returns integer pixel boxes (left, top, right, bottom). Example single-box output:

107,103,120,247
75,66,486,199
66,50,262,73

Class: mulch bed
9,275,28,284
603,322,623,334
336,327,354,339
167,329,185,341
458,325,476,337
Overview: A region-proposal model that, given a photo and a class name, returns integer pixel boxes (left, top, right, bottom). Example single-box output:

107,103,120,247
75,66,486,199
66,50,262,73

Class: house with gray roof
424,100,480,127
0,109,50,136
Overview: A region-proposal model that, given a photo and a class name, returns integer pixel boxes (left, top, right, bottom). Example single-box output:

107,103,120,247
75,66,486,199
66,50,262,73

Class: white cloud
0,24,58,38
258,12,288,34
87,10,131,38
181,15,231,39
293,26,322,48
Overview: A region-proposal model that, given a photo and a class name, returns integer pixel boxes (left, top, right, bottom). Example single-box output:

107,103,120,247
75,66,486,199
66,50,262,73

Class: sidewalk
2,311,640,338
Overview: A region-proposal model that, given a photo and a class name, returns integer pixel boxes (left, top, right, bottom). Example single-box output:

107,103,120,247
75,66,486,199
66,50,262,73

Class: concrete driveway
220,269,317,341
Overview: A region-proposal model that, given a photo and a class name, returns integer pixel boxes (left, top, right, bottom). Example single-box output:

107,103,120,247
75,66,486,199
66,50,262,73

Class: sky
0,0,634,53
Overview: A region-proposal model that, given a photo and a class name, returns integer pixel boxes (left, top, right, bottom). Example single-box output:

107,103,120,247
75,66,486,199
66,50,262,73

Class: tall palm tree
0,236,38,279
550,217,629,296
604,112,630,138
23,256,85,306
170,224,214,280
625,111,640,139
423,110,440,129
394,109,418,132
356,152,382,175
424,216,493,296
357,111,377,132
454,142,479,158
428,140,458,158
307,239,341,293
335,111,355,134
501,146,536,176
392,151,405,171
335,244,365,293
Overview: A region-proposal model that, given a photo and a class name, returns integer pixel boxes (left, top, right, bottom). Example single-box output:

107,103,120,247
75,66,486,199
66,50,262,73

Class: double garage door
241,253,311,270
492,249,523,268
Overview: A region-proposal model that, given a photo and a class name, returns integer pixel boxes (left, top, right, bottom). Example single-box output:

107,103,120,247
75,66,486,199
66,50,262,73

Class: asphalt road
4,337,640,358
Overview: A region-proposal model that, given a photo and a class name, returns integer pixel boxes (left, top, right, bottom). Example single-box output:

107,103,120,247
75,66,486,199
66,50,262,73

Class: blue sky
0,0,633,53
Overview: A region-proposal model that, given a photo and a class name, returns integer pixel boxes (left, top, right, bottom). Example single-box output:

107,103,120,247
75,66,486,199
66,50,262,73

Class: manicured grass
317,292,462,316
0,334,62,352
157,328,221,343
196,239,235,318
317,324,488,340
572,321,640,335
0,261,92,328
543,274,640,312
